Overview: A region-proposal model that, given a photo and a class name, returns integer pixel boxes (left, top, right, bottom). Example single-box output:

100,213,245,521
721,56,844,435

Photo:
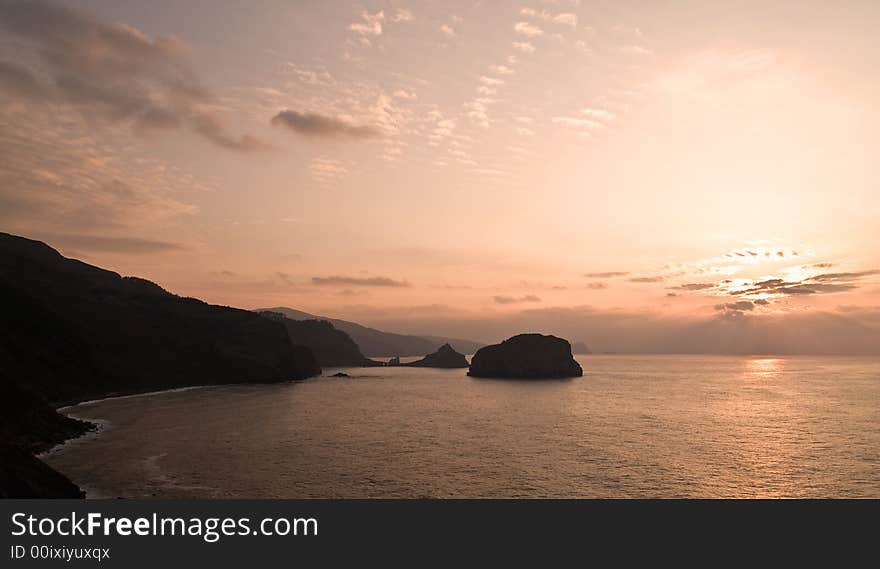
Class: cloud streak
312,275,411,287
584,271,630,278
271,110,383,139
493,294,542,304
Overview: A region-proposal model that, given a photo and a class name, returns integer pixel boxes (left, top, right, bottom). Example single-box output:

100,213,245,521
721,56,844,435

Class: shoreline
37,379,313,498
57,384,221,413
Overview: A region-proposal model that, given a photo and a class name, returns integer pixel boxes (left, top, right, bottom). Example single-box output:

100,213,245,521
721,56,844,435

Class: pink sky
1,0,878,350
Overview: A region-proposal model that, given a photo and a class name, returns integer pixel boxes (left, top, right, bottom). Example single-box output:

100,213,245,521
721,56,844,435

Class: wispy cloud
309,157,349,184
493,294,542,304
271,110,382,139
312,275,411,287
670,283,716,291
514,22,543,37
0,0,263,151
584,271,630,278
393,9,413,23
349,10,384,36
715,300,756,313
512,41,536,53
520,8,577,27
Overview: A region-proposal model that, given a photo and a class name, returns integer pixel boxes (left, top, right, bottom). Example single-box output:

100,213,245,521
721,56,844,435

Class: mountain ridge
258,306,484,357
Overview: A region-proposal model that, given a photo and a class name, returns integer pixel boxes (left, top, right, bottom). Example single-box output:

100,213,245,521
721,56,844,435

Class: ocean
42,355,880,498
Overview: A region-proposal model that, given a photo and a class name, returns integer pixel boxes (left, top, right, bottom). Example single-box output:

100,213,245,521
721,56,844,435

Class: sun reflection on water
743,357,785,380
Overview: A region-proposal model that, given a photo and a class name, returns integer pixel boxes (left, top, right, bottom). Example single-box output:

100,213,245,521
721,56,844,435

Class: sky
1,0,879,352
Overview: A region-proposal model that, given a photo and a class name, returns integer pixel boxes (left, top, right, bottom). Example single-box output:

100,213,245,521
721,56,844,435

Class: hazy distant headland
258,307,485,357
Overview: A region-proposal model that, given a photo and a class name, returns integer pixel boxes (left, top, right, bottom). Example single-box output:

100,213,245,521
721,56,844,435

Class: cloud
552,116,607,131
312,275,411,287
479,76,505,86
519,8,577,27
810,270,880,282
671,283,716,291
775,284,858,295
619,45,653,56
393,9,413,23
512,41,536,53
393,89,417,100
586,282,608,290
439,24,455,37
349,10,384,36
0,60,49,98
629,276,665,283
309,157,348,184
584,271,629,278
490,65,515,76
715,301,755,312
580,108,615,122
493,294,542,304
48,234,186,254
514,22,543,37
0,107,199,236
192,114,267,152
731,269,878,298
552,13,578,27
0,0,261,151
271,110,382,139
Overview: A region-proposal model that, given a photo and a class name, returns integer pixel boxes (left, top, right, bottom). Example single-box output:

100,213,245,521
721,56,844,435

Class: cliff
468,334,583,379
0,232,321,497
406,343,469,368
260,312,382,367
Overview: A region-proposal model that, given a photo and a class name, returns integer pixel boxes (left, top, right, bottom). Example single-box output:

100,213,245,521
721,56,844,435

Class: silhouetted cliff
0,232,320,405
0,232,321,497
468,334,583,379
260,312,381,367
406,343,469,368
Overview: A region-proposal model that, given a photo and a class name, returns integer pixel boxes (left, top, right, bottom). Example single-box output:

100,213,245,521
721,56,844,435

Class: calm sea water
43,355,880,498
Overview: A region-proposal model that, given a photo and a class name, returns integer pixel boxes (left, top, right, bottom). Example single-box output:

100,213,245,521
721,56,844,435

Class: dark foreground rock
468,334,583,379
0,231,323,497
0,446,84,498
0,379,91,498
406,343,469,368
0,232,320,406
